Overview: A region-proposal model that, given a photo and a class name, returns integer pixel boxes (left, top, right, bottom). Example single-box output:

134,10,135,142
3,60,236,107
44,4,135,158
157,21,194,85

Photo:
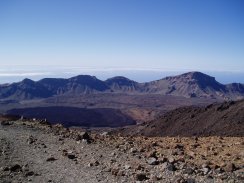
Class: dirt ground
0,120,243,183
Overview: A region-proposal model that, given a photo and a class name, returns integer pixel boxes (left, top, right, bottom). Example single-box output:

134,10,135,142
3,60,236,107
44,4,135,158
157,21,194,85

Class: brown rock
117,170,125,176
224,163,236,172
172,176,185,183
145,150,157,158
168,157,175,163
111,168,119,176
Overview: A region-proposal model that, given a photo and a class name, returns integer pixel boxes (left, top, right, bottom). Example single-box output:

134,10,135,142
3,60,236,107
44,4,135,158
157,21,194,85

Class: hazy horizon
0,65,244,84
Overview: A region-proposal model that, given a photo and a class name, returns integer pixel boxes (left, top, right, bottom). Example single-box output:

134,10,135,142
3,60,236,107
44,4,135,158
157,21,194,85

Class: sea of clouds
0,65,244,84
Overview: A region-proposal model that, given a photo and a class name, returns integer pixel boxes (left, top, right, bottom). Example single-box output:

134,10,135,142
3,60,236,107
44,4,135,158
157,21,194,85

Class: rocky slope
0,72,244,101
0,118,243,183
117,100,244,137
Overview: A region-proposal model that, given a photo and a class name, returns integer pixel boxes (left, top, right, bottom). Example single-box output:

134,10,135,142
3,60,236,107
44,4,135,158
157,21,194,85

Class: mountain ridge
0,71,243,101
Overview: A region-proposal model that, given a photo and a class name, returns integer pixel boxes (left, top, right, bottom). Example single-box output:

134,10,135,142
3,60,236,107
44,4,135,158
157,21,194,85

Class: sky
0,0,244,83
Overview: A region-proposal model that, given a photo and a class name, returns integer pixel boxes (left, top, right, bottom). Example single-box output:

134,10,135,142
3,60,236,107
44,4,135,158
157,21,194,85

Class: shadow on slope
6,107,136,128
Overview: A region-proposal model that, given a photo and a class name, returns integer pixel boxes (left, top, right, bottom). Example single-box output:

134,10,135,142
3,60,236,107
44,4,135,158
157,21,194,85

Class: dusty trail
0,123,119,183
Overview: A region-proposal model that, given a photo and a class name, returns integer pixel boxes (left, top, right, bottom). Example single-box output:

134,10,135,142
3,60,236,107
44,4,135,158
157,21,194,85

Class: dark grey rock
167,163,176,171
46,157,57,162
0,121,12,126
10,164,21,172
80,132,90,140
183,167,194,175
67,154,76,160
186,178,196,183
25,171,35,177
136,173,148,181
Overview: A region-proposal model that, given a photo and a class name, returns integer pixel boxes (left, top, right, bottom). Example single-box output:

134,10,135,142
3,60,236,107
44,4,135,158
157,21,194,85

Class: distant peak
106,76,134,82
21,78,35,84
106,76,137,84
182,71,209,77
166,71,215,81
69,75,98,81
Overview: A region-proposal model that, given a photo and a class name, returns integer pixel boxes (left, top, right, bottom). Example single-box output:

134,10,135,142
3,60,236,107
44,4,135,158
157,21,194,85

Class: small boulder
202,167,210,175
2,167,10,171
10,164,21,172
224,163,236,172
168,157,175,163
172,176,185,183
147,157,158,165
136,173,148,181
67,154,76,160
1,121,12,126
100,132,109,136
183,167,194,175
25,171,35,177
80,132,90,140
124,164,131,170
167,163,176,171
161,162,168,170
46,157,57,162
175,144,184,150
27,135,36,144
111,168,119,176
146,150,157,158
89,160,99,167
130,148,137,154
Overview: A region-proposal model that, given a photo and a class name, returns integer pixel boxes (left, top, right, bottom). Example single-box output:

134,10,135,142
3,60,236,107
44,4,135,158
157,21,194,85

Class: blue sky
0,0,244,82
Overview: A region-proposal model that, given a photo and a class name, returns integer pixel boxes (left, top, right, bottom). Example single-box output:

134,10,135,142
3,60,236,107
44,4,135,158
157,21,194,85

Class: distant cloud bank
0,65,244,84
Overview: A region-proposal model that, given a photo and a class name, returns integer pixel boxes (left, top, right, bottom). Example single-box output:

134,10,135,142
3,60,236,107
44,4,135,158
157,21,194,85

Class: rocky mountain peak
21,78,35,85
69,75,98,82
166,72,216,82
183,72,217,84
106,76,137,86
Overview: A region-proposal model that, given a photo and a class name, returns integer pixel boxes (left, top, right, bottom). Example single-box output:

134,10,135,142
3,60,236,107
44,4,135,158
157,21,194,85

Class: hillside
117,100,244,137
